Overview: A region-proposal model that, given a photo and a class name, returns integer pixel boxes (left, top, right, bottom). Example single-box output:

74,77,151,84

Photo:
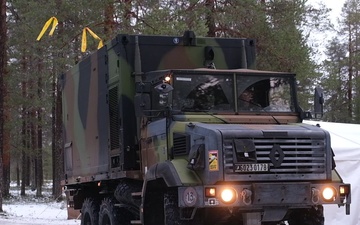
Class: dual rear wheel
81,197,131,225
81,198,98,225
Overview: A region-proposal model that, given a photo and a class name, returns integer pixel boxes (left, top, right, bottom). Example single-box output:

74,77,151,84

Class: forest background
0,0,360,211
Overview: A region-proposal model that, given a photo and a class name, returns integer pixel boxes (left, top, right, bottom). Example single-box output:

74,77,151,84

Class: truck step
130,220,142,224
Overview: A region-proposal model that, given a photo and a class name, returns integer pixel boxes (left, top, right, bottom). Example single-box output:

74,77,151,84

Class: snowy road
0,203,80,225
0,219,80,225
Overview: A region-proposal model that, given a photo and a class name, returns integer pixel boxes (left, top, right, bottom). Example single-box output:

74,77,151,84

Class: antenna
134,36,143,82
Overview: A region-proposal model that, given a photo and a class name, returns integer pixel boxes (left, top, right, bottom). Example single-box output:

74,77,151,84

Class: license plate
235,163,269,172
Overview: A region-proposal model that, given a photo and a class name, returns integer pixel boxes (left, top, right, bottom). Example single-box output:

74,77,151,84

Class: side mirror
187,144,205,170
314,87,324,119
154,83,173,94
154,83,173,107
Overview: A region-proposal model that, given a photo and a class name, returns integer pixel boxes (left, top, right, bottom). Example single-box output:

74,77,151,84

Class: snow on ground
0,183,80,225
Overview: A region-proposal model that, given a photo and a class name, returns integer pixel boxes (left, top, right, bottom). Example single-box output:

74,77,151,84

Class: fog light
205,187,216,197
340,186,345,195
220,188,237,204
322,187,336,201
339,185,350,195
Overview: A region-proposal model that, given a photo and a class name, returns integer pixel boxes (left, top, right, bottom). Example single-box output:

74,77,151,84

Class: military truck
61,31,351,225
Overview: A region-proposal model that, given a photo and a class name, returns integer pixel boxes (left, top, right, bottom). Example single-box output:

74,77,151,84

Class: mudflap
262,207,287,222
243,212,261,225
242,207,287,225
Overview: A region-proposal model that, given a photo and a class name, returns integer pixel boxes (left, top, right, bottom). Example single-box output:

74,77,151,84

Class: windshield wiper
180,107,229,124
238,99,281,125
261,106,281,125
181,107,210,112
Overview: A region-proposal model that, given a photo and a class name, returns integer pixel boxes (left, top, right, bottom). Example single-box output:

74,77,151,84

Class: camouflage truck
61,31,351,225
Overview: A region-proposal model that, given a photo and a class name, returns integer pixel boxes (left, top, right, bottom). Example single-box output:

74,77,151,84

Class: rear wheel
99,198,119,225
287,206,324,225
81,198,99,225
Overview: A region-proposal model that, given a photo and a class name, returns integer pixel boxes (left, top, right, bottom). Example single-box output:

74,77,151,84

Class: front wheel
287,206,324,225
164,188,202,225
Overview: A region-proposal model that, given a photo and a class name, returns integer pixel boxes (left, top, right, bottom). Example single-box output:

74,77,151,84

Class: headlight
220,188,237,204
322,187,336,201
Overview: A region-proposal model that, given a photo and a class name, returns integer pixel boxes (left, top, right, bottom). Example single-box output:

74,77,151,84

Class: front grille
224,137,326,177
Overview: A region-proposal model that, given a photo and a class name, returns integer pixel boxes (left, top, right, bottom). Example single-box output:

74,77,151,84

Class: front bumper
178,182,351,214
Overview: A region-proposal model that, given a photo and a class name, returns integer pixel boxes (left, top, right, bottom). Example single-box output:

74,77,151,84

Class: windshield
172,73,295,113
172,74,233,111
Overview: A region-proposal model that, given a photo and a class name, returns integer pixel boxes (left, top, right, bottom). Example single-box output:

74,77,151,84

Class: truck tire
81,198,99,225
164,188,202,225
99,197,133,225
99,198,119,225
287,206,324,225
114,179,142,215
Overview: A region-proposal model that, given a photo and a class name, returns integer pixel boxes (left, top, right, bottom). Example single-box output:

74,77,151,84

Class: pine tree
321,38,349,122
322,0,360,123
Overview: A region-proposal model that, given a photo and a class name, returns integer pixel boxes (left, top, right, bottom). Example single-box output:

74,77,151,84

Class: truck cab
138,68,350,225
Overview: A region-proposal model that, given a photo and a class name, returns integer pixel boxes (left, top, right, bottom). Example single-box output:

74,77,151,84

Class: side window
237,77,294,112
267,78,292,111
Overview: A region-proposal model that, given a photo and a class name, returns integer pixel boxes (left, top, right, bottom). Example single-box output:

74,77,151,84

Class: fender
144,159,202,187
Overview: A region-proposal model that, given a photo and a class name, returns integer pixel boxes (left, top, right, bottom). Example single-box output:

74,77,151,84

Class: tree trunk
20,148,26,196
1,74,10,197
36,69,43,197
52,72,57,196
205,0,216,37
52,1,64,198
51,73,63,199
16,161,20,186
21,81,27,196
348,24,353,121
104,3,115,41
2,121,10,198
0,0,7,212
36,117,43,197
123,0,132,32
30,108,37,191
52,78,63,199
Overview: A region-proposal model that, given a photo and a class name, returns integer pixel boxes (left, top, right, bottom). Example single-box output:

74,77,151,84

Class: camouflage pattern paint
62,47,109,180
62,32,350,221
